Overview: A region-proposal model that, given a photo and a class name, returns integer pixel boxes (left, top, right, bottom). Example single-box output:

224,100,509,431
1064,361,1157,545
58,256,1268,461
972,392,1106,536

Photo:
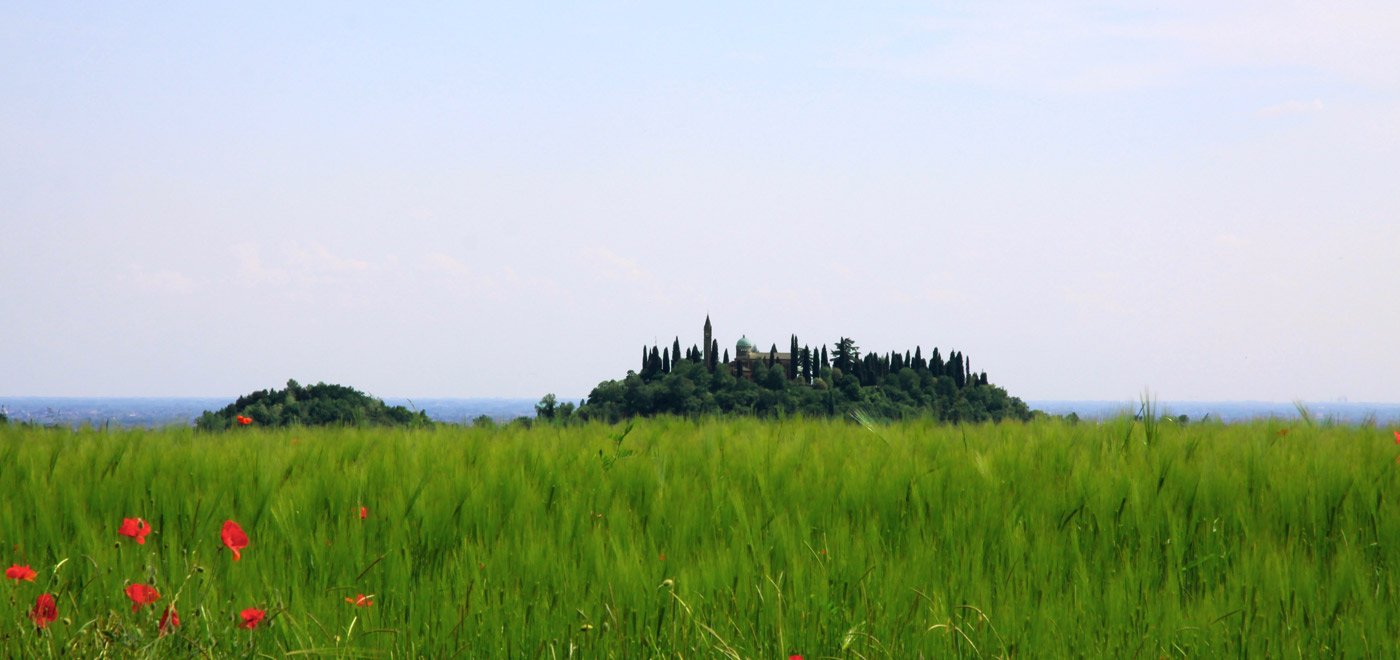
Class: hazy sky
3,2,1398,402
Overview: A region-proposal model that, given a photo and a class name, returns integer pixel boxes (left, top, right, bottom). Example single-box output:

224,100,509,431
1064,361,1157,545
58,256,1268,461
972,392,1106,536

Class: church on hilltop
716,320,792,379
640,316,803,382
704,316,793,380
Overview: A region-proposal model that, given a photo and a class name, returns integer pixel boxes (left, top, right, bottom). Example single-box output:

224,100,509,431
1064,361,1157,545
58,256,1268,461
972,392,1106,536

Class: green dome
736,336,753,350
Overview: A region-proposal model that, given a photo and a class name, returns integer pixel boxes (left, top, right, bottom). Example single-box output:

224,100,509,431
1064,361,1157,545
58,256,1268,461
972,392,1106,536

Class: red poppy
5,564,36,582
1276,429,1289,436
360,506,368,520
345,593,374,607
239,608,266,629
789,656,803,660
236,415,252,425
159,605,180,634
126,583,160,612
222,520,249,561
118,518,152,545
1394,430,1399,444
29,593,57,629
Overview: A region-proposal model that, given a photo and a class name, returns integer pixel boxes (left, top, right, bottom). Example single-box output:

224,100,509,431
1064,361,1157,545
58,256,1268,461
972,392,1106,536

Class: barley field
2,416,1399,659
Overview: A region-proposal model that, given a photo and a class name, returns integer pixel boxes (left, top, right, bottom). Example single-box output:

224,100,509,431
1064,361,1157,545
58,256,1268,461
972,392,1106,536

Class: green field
2,417,1399,658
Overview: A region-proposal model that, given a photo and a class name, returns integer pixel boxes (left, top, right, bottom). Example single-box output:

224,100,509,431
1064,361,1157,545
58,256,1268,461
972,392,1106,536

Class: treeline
569,336,1030,423
196,380,431,430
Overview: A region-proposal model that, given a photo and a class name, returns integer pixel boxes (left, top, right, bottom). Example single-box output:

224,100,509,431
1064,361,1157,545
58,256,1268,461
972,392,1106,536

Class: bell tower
703,315,712,366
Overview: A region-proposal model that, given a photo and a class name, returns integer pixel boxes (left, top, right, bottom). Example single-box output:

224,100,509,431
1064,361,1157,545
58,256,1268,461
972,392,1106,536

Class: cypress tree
673,337,682,368
821,345,829,370
649,346,662,378
914,346,923,371
711,339,720,371
790,335,799,380
662,347,670,374
930,347,943,374
769,344,777,369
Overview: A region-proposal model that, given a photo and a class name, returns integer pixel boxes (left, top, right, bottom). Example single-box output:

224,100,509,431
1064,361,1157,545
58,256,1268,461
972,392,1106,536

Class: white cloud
288,243,370,273
841,1,1400,93
423,252,474,279
125,265,196,294
231,242,286,286
583,247,652,282
422,251,500,293
230,242,387,290
1256,100,1324,118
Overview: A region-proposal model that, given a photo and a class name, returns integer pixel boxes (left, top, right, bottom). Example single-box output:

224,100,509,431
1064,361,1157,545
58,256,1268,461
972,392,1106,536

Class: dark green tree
790,335,799,380
832,338,858,373
535,393,558,420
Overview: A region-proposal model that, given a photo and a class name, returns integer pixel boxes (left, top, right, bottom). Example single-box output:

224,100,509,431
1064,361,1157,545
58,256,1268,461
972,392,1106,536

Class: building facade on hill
711,317,792,380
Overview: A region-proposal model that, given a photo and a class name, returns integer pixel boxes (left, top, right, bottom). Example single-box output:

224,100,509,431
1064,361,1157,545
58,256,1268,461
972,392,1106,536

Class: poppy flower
221,520,249,561
236,415,252,425
126,583,160,612
29,593,57,629
345,593,374,607
118,518,151,545
789,656,803,660
239,608,266,629
360,506,368,520
1394,430,1399,444
1276,429,1289,436
5,564,36,582
159,605,180,634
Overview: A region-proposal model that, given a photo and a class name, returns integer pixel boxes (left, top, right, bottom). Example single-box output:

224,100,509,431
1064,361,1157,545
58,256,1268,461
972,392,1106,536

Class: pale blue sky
3,2,1398,401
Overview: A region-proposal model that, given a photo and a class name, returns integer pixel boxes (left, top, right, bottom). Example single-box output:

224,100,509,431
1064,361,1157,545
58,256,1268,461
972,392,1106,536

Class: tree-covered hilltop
572,335,1031,423
196,380,431,430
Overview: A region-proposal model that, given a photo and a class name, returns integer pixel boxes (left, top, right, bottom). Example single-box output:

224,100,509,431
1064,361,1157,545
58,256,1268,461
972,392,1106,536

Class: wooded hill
566,336,1030,423
196,380,431,430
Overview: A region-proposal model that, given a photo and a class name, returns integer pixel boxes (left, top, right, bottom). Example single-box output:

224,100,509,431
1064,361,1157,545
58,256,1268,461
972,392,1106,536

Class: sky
2,2,1398,402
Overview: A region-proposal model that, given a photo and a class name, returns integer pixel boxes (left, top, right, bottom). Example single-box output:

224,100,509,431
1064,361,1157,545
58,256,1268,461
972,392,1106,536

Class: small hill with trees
196,380,431,430
570,334,1031,423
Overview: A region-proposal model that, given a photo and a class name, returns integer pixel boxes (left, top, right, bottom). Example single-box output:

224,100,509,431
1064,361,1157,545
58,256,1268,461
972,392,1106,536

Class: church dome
736,336,753,350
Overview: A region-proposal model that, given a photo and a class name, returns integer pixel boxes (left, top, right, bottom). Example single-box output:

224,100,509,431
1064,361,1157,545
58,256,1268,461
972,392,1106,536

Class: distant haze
3,3,1397,402
5,398,1397,429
